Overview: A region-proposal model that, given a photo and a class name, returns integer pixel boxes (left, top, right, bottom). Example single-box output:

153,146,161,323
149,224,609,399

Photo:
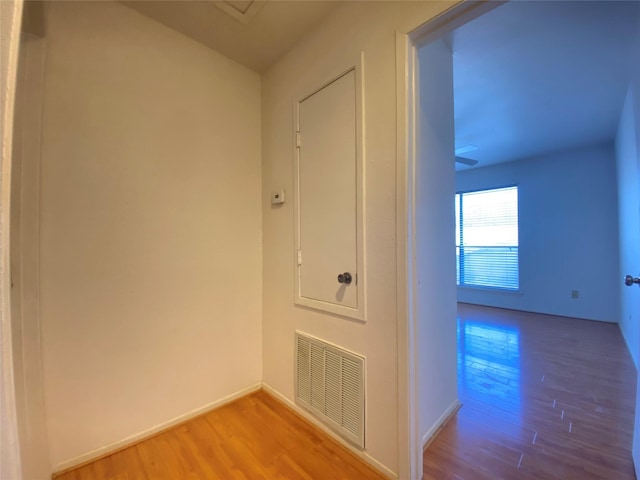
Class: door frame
1,1,26,478
395,2,504,478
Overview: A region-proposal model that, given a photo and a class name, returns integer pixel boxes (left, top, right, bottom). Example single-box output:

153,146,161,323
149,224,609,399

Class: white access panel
295,64,365,321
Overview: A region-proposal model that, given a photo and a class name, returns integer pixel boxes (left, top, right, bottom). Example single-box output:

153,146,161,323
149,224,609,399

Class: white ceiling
448,1,640,171
121,1,339,73
123,1,639,169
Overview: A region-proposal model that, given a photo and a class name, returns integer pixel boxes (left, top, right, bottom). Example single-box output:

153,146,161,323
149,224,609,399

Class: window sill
457,285,523,296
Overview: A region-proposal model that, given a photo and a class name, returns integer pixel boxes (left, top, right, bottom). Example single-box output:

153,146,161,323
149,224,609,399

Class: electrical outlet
571,290,579,299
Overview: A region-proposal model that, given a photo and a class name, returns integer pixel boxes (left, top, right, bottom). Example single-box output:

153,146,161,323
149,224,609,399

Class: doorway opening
403,1,640,478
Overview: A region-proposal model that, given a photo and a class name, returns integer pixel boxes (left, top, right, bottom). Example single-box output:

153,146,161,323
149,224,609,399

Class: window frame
455,184,520,292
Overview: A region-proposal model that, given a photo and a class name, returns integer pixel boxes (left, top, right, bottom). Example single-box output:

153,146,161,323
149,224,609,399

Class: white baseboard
422,398,461,449
53,382,262,475
261,382,398,480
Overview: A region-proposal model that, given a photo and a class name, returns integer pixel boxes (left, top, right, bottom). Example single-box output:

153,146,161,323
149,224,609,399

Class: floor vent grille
295,332,365,448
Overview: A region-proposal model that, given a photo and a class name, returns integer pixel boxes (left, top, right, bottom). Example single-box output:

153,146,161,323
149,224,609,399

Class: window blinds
456,186,519,290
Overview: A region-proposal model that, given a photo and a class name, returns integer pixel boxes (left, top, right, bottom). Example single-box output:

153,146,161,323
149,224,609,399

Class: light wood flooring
424,303,637,479
55,390,386,480
55,303,637,479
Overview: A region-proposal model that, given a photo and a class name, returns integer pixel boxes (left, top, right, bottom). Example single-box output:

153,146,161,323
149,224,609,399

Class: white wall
261,2,456,476
39,1,262,470
615,13,640,475
0,1,25,478
616,87,640,367
457,144,620,323
415,40,458,444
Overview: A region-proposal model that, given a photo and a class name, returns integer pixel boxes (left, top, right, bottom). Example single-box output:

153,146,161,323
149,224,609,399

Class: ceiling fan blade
455,156,479,166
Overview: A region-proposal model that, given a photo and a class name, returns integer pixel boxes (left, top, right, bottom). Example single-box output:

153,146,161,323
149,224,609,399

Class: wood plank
55,303,636,479
424,303,637,480
55,390,385,480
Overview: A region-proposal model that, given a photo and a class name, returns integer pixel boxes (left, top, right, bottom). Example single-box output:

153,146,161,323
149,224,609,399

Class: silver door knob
624,275,640,287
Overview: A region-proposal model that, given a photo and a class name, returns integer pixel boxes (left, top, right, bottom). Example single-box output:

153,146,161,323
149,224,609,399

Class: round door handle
337,272,352,285
625,275,640,287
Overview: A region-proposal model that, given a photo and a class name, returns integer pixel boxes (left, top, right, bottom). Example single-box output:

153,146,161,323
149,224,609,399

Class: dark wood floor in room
55,390,386,480
424,303,637,480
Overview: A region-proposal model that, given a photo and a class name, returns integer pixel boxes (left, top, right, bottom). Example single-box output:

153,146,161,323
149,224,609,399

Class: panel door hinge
297,250,302,265
296,131,301,148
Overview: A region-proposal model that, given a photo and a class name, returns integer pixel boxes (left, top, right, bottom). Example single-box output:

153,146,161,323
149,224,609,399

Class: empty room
1,1,640,480
417,1,640,478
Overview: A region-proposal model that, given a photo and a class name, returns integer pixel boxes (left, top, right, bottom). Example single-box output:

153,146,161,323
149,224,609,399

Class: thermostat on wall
271,190,285,205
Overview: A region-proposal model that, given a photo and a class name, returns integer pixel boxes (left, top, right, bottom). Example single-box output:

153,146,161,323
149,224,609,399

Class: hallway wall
261,1,457,476
416,39,458,446
39,1,263,470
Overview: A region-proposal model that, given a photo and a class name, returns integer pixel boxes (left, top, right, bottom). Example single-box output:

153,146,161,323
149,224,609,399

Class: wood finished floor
424,303,637,480
54,304,637,480
55,390,386,480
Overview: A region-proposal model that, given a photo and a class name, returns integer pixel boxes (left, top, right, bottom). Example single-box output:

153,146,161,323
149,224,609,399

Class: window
455,186,519,290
